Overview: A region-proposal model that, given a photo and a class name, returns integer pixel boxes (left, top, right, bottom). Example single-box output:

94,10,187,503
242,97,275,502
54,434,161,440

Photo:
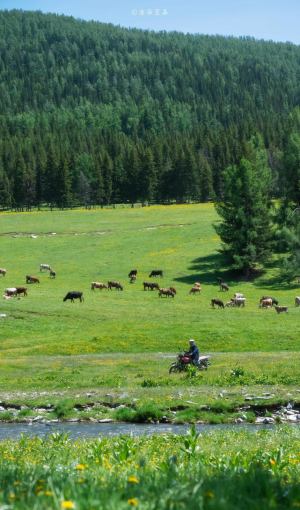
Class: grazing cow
220,283,229,292
217,277,222,285
5,288,17,297
108,280,123,291
63,291,84,303
261,296,278,306
128,270,137,278
211,299,225,309
169,286,177,294
40,264,52,272
3,295,12,299
15,287,27,297
194,283,201,288
91,282,108,291
259,299,273,309
50,270,56,279
26,275,40,284
189,287,201,295
295,296,300,307
234,297,246,307
234,293,244,299
130,275,137,283
0,269,6,277
274,305,288,314
159,288,174,298
149,270,163,278
143,281,159,291
225,301,234,307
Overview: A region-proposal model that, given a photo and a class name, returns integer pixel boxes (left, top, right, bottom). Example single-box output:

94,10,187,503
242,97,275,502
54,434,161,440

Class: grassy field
0,204,300,358
0,204,300,420
1,427,300,509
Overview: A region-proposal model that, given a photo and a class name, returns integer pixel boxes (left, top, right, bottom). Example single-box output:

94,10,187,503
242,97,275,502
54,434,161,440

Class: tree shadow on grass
174,253,233,286
252,259,300,291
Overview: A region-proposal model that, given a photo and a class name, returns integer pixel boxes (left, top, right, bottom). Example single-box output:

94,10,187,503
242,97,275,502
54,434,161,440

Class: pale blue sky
0,0,299,44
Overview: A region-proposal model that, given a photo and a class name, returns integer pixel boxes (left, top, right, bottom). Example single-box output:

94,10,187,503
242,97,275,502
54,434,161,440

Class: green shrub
133,404,163,422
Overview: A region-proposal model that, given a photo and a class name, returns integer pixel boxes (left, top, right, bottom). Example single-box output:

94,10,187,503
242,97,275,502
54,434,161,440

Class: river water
0,422,286,441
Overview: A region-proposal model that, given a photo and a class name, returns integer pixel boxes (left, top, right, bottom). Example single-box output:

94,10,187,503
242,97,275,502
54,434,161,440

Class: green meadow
0,204,300,417
0,204,299,358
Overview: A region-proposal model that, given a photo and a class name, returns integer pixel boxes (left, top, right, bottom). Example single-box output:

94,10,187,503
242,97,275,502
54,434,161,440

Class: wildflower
77,478,85,482
127,499,138,505
270,460,275,465
128,477,138,483
14,482,20,485
61,502,75,509
204,492,214,498
76,464,84,470
45,491,52,496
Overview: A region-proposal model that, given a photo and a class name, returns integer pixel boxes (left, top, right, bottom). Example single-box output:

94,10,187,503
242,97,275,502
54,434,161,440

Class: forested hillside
0,9,299,210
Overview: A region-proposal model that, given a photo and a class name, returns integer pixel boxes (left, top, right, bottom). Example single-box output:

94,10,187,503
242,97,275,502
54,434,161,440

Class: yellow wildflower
128,477,138,483
127,499,138,505
76,464,84,470
204,492,214,498
45,491,52,496
61,502,75,509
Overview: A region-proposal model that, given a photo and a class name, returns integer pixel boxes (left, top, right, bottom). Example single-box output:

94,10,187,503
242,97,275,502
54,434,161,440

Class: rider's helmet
189,339,195,343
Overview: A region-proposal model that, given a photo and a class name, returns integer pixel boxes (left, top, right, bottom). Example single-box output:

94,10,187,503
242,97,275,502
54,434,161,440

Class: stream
0,421,294,441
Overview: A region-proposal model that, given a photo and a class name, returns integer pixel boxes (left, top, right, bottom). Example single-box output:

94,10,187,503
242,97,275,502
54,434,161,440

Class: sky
0,0,299,45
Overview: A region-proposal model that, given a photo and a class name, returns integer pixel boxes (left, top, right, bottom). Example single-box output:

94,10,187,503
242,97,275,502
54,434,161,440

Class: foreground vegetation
1,427,300,509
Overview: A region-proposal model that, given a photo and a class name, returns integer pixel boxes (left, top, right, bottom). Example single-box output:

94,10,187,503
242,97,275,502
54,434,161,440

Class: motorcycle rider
188,339,199,366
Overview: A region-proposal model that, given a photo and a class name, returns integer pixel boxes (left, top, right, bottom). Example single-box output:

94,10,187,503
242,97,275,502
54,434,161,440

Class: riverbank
0,383,299,425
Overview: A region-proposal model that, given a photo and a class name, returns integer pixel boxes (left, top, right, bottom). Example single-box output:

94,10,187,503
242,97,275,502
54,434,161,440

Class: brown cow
259,299,273,309
108,280,123,291
130,275,137,283
50,270,56,279
189,287,201,295
143,282,159,291
217,277,222,285
0,269,6,277
91,282,108,291
15,287,27,297
194,282,201,287
275,305,288,314
211,299,225,309
26,275,40,284
159,288,174,298
169,286,177,294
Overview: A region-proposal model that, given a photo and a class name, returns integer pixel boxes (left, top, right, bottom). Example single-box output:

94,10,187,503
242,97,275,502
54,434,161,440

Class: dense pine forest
0,8,300,210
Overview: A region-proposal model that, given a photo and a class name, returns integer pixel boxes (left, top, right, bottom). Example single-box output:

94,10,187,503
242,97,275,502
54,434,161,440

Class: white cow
295,296,300,307
234,293,244,298
40,264,52,272
234,297,246,307
0,268,6,277
5,288,17,297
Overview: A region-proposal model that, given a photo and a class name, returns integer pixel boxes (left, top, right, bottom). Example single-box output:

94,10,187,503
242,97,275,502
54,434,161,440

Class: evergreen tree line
0,9,298,210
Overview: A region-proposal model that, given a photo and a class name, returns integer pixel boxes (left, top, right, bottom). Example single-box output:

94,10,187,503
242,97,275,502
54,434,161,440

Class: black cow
128,270,137,278
63,292,84,303
262,296,278,306
149,270,163,278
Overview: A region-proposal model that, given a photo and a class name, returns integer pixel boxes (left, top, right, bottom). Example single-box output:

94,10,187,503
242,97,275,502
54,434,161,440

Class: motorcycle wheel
169,365,180,374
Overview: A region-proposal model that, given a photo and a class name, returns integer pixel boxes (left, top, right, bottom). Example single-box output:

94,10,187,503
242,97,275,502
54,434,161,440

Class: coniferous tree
126,145,140,207
102,152,113,205
140,147,156,206
44,139,57,211
214,135,273,276
56,155,72,210
13,153,26,212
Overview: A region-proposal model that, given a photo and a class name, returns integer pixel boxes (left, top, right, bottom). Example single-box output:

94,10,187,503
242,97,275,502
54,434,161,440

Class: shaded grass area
0,204,300,357
1,427,300,508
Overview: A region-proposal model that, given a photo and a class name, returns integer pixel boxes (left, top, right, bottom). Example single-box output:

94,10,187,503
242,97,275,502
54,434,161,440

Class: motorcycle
169,349,211,374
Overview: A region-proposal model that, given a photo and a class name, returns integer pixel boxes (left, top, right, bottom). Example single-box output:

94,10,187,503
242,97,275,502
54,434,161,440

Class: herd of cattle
1,267,299,312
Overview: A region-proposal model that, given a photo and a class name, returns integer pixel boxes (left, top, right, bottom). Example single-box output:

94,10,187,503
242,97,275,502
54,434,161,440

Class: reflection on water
0,422,284,441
